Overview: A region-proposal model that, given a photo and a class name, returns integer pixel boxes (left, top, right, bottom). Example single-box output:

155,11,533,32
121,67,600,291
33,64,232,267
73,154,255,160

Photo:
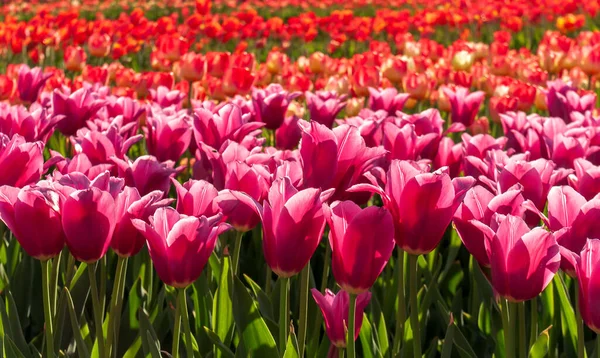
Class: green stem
501,299,513,358
106,256,128,357
172,289,182,358
530,298,538,349
41,260,55,358
518,302,526,358
393,248,406,356
180,288,194,358
265,267,272,294
596,334,600,358
338,346,345,358
298,264,310,357
88,263,106,358
65,253,75,287
346,293,357,358
409,255,421,358
100,257,107,314
231,231,244,275
577,288,586,358
50,252,62,315
279,277,289,357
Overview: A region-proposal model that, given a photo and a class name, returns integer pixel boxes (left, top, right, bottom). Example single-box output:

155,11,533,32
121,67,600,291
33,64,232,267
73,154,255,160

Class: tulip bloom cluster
0,1,599,358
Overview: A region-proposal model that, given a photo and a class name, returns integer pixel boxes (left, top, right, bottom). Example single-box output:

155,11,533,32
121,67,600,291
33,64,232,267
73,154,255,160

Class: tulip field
3,0,600,357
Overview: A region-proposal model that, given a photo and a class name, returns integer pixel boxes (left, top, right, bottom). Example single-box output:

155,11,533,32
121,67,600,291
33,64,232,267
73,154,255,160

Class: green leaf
208,252,222,282
64,288,91,358
139,309,161,358
243,274,275,321
441,317,456,358
3,292,30,357
283,328,300,358
554,276,577,353
203,327,235,358
232,276,278,358
529,326,551,358
358,314,377,358
212,256,234,353
4,336,27,358
192,274,213,356
370,296,389,358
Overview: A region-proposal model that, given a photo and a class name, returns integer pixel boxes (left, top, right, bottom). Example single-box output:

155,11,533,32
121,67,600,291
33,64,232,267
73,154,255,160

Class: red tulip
132,207,230,288
482,215,560,301
0,185,64,260
576,239,600,333
311,289,371,347
324,200,395,294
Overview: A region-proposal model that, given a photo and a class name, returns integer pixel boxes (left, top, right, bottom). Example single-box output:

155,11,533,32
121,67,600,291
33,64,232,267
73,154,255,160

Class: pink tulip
172,178,219,217
483,215,560,301
46,152,113,180
461,133,507,159
311,289,371,347
569,158,600,200
324,200,395,294
0,185,64,260
257,177,330,277
546,80,596,123
74,125,142,165
275,115,302,150
576,239,600,333
111,187,173,257
306,91,347,128
60,173,122,263
367,87,409,115
252,84,301,130
453,186,525,267
350,160,474,255
145,107,192,162
433,137,462,177
0,134,44,187
442,86,485,127
132,207,230,288
17,65,51,104
53,88,106,136
149,86,185,109
0,104,59,143
103,95,144,128
193,103,264,150
111,155,177,196
300,121,386,203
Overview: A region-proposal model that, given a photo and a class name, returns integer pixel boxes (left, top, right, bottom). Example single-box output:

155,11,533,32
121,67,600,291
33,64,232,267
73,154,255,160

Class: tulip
111,155,177,196
311,289,371,349
133,207,230,357
17,65,51,104
88,33,111,57
53,88,106,136
193,103,264,150
75,125,142,166
305,91,347,128
111,187,173,257
132,207,229,288
252,84,301,130
324,200,394,294
179,52,206,82
442,86,485,127
275,115,303,150
104,95,145,128
0,134,44,188
172,178,219,217
367,87,410,115
0,185,64,260
576,239,600,333
145,108,192,162
64,46,87,72
300,121,386,203
480,214,561,301
324,200,394,358
569,158,600,200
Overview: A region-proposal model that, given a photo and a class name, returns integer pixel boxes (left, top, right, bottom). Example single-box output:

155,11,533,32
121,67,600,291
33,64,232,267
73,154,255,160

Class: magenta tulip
306,91,347,128
111,187,173,257
442,86,485,127
324,200,395,294
484,215,560,301
252,84,301,130
0,185,64,260
111,155,177,196
17,65,51,104
132,207,230,288
0,134,44,187
145,107,192,162
311,289,371,347
367,87,409,115
576,239,600,333
569,158,600,200
53,88,106,136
